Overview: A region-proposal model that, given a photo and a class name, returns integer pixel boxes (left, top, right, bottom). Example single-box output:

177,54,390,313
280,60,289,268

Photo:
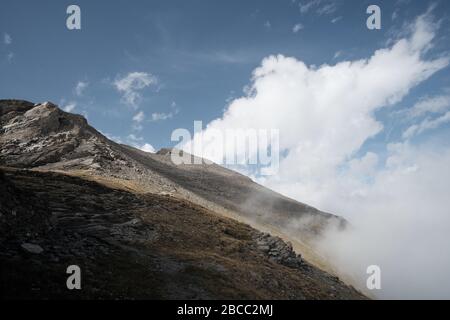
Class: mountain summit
0,100,364,299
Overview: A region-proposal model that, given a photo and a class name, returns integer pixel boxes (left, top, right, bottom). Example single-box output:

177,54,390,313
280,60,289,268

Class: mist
311,141,450,299
187,9,450,298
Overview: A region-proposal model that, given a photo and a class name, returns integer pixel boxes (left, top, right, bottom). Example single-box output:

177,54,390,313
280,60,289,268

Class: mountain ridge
0,99,365,299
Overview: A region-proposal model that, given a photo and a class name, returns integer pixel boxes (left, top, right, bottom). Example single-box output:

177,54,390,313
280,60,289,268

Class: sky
2,0,450,299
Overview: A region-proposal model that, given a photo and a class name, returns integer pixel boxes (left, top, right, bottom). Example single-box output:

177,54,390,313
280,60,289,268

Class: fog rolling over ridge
314,145,450,299
183,9,450,299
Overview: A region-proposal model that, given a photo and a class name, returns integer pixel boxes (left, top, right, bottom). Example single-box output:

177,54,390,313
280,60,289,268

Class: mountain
0,100,365,299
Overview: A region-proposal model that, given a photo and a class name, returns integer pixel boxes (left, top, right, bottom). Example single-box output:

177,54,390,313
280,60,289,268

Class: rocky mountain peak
0,100,115,169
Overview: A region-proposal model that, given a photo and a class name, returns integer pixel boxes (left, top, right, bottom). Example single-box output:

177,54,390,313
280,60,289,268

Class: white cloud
3,33,12,45
113,72,157,108
315,142,450,299
407,94,450,118
62,102,77,113
138,143,156,153
132,111,145,123
331,16,342,23
299,0,337,15
187,12,448,169
333,50,343,60
184,12,450,298
401,93,450,139
127,134,155,152
348,152,379,177
299,0,321,13
74,81,88,96
403,111,450,139
150,103,179,122
264,21,271,29
127,134,143,142
317,2,337,15
151,113,171,121
3,33,14,62
151,111,176,122
292,23,304,33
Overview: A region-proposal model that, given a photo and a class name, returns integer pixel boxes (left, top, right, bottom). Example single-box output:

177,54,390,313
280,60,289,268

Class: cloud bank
185,11,450,298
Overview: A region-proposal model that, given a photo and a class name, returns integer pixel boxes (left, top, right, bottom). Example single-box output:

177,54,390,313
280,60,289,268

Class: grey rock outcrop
255,232,302,268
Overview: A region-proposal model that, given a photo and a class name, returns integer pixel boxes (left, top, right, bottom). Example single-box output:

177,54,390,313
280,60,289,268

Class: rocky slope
0,100,341,236
0,100,364,299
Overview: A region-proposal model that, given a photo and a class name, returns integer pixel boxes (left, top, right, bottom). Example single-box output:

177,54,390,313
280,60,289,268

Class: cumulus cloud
183,11,450,298
187,11,448,169
113,72,157,108
138,143,156,153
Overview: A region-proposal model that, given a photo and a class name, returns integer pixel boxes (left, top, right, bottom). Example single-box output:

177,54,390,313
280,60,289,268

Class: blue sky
1,0,449,151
